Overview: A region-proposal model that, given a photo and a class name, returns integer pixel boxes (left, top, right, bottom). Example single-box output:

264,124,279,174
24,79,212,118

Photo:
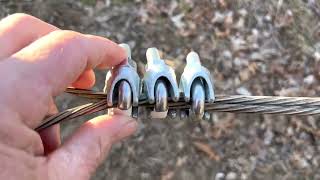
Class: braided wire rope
35,88,320,131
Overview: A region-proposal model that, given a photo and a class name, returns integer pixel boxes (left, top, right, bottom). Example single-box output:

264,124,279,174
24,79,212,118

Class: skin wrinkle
34,157,48,180
9,29,126,96
0,13,136,180
47,141,91,179
0,106,30,149
0,13,58,59
88,120,137,166
23,33,85,94
23,31,91,95
0,30,127,128
106,120,137,144
27,129,44,156
46,118,136,179
0,105,44,155
40,100,61,155
81,139,109,178
0,141,39,171
2,60,46,101
1,60,52,128
1,32,91,127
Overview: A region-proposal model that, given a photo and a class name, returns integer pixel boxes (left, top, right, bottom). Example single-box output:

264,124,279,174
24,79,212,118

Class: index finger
0,30,126,128
9,30,126,95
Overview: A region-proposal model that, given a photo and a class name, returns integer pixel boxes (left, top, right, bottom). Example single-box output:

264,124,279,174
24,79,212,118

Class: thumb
46,115,137,180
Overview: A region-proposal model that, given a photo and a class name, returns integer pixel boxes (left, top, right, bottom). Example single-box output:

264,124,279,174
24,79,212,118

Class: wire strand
35,88,320,131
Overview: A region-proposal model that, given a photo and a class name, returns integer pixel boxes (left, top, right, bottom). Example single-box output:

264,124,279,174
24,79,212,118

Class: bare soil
1,0,320,179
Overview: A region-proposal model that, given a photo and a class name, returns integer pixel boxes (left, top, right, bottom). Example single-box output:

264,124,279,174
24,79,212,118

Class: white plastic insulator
146,47,161,64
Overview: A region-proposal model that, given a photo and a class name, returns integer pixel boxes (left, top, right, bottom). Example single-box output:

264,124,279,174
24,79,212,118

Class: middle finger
0,13,58,60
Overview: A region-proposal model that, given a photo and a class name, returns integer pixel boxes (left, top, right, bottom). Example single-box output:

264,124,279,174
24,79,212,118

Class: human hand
0,13,137,180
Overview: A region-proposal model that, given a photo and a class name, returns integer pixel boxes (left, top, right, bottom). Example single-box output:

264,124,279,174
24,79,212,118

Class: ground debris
192,141,221,161
3,0,320,179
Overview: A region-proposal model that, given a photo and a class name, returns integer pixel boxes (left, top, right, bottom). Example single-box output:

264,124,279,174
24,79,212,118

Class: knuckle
82,139,104,175
5,13,37,24
0,143,41,180
0,114,43,155
28,130,44,155
81,126,111,168
50,30,82,42
49,30,85,50
94,134,105,162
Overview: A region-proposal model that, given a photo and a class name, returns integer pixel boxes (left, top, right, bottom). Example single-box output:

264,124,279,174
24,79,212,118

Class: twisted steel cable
35,88,320,131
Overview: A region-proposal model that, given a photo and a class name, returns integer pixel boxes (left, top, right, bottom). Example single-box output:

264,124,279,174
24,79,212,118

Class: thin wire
35,88,320,131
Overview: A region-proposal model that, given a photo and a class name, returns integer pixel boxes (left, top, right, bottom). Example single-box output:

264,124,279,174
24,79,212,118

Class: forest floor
1,0,320,179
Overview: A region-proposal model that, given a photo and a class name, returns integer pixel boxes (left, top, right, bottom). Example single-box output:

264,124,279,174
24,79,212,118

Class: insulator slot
190,78,205,119
154,78,169,112
116,80,132,110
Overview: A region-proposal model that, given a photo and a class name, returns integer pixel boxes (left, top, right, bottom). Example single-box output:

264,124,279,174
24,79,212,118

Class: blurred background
1,0,320,179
